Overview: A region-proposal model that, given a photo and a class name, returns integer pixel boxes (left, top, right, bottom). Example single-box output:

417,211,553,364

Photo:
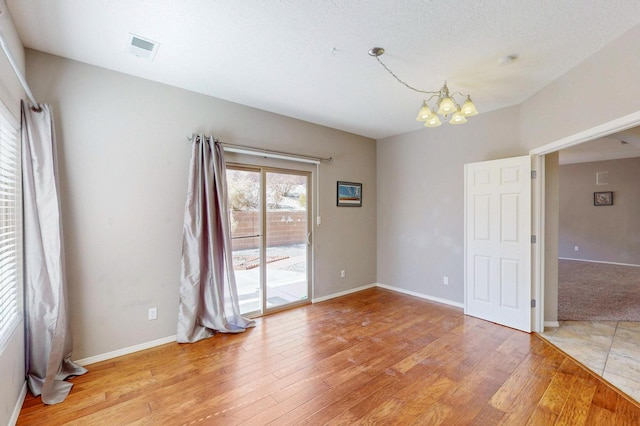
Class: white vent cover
128,34,159,60
596,171,609,185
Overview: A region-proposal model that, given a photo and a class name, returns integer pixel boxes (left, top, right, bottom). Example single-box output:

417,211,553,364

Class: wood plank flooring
17,288,640,425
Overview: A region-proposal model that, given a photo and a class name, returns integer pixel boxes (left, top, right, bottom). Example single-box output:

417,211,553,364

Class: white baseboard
376,283,464,309
74,335,177,366
312,283,377,303
9,381,27,426
73,284,461,367
559,257,640,268
544,321,560,328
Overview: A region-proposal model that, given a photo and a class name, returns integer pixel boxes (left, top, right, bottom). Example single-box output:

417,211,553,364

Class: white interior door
464,155,532,332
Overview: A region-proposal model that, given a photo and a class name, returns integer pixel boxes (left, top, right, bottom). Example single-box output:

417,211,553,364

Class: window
0,102,20,352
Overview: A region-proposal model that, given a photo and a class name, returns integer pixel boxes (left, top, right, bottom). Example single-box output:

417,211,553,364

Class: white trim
0,100,21,355
544,321,560,328
530,109,640,338
558,257,640,268
532,154,544,333
71,284,462,367
74,335,177,366
0,33,39,107
312,283,376,303
463,164,468,313
377,283,464,309
0,317,21,359
9,381,27,426
530,111,640,155
314,282,465,308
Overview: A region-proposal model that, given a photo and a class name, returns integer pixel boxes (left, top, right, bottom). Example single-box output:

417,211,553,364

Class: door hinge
531,299,536,308
531,170,537,179
531,235,536,244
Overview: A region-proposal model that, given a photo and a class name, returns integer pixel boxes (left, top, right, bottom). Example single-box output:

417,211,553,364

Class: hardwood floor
17,288,640,425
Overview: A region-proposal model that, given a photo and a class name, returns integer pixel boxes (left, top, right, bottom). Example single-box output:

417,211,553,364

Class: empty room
2,1,640,425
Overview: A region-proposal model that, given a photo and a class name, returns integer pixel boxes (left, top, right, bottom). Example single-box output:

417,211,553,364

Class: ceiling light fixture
368,47,478,128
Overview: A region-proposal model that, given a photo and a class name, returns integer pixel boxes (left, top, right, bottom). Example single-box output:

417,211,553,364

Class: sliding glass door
228,167,262,314
227,166,311,316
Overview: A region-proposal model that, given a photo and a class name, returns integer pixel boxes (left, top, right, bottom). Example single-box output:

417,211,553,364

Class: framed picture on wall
594,191,613,206
337,181,362,207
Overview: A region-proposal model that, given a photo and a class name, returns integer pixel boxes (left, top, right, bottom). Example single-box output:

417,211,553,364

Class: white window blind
0,102,20,352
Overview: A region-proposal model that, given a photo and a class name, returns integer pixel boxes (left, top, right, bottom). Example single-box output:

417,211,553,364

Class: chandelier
368,47,478,127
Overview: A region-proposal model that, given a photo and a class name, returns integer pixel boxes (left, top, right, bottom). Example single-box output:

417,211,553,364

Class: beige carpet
558,259,640,321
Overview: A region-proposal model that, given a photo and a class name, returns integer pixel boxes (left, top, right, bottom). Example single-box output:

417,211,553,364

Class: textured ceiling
6,0,640,139
561,130,640,165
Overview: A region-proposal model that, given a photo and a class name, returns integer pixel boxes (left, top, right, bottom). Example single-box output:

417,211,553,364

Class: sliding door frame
227,162,313,317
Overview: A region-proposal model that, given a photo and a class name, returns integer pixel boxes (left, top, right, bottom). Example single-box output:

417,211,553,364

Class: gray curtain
177,135,255,343
22,102,86,404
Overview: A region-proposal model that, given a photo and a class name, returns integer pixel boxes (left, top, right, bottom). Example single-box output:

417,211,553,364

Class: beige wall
521,23,640,326
559,157,640,265
519,24,640,148
0,2,25,424
377,105,523,302
25,49,377,360
16,12,640,370
378,22,640,318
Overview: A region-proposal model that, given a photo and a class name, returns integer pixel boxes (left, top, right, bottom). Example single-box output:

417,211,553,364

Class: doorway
555,136,640,321
227,165,311,316
531,110,640,331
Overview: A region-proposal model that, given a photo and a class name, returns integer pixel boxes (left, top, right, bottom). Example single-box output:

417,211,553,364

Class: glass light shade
424,115,442,127
437,97,456,115
415,102,434,122
461,96,478,116
450,109,468,125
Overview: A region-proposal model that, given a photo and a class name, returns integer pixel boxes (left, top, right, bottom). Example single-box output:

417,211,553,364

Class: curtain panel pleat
22,102,86,404
177,135,254,343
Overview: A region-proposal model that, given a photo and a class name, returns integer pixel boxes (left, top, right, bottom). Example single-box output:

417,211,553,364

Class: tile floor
540,321,640,402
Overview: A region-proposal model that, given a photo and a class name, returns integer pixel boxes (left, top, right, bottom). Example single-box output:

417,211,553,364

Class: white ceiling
560,128,640,165
6,1,640,139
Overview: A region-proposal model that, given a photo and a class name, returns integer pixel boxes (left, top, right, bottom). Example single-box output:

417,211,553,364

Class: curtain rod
222,143,334,165
188,135,327,227
188,136,333,164
0,32,41,112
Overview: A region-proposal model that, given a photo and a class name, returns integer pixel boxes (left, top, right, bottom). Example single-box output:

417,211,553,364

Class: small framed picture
337,181,362,207
594,191,613,206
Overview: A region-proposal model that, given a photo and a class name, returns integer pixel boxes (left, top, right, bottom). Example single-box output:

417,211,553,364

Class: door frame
226,162,313,317
263,167,312,315
529,110,640,332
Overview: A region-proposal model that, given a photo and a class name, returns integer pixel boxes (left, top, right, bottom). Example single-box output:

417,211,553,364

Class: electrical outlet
340,270,346,278
443,276,449,285
574,246,579,251
148,307,157,320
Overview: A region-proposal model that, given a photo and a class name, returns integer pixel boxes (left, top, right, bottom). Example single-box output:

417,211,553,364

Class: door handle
307,232,312,245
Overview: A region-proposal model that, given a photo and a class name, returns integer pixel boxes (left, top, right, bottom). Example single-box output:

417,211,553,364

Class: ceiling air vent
128,34,159,60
